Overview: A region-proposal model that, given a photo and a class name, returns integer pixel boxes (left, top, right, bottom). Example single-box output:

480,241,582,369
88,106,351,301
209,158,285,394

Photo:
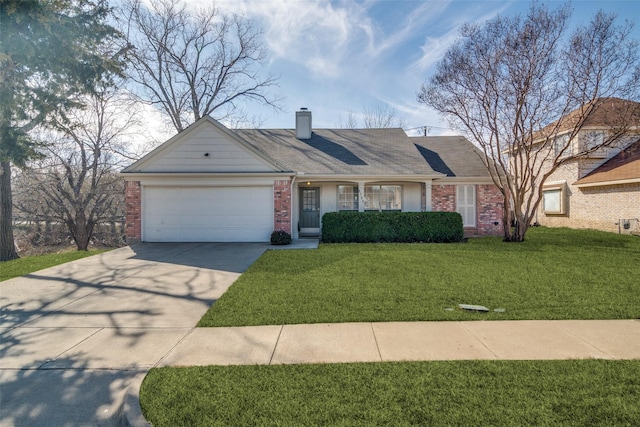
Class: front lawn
0,250,107,282
198,227,640,326
141,360,640,426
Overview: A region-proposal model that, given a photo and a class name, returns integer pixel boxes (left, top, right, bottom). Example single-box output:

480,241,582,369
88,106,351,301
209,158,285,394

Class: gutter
574,177,640,188
119,171,294,180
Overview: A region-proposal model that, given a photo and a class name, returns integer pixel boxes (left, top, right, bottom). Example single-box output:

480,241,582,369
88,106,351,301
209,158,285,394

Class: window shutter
457,185,476,227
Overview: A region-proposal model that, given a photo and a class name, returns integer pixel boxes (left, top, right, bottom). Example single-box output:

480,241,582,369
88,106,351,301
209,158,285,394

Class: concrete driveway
0,243,268,427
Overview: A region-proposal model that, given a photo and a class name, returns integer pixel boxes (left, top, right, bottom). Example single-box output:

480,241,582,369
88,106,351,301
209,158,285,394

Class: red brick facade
123,180,502,242
430,183,503,237
476,184,504,236
125,181,142,243
274,180,292,234
431,184,456,211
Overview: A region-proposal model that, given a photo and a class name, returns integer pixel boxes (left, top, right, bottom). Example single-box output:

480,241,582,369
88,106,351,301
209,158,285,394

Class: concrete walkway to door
0,242,269,427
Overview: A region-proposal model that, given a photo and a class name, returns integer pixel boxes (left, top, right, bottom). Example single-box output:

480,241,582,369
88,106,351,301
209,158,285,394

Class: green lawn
141,360,640,427
144,228,640,425
0,250,107,282
199,227,640,326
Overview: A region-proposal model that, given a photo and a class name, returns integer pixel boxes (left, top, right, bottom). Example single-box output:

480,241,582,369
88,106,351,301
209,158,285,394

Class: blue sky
189,0,640,135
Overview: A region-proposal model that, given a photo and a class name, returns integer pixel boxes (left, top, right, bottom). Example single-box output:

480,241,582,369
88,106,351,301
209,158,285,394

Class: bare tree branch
14,86,137,250
119,0,282,132
418,3,640,241
336,103,407,129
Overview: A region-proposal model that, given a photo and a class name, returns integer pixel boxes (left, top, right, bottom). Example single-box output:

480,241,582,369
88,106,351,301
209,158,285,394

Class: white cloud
199,0,452,80
175,0,514,131
412,3,512,73
206,0,373,79
363,1,451,59
413,29,460,72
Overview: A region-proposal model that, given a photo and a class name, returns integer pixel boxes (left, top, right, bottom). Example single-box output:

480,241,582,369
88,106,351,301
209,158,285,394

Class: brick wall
540,182,640,232
537,152,640,233
274,180,291,234
431,183,503,237
125,181,141,243
431,184,456,211
531,133,639,234
477,184,504,236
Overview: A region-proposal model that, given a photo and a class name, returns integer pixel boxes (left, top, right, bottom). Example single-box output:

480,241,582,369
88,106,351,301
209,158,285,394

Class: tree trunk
506,214,529,242
501,196,512,241
0,161,19,260
44,220,52,245
70,211,91,251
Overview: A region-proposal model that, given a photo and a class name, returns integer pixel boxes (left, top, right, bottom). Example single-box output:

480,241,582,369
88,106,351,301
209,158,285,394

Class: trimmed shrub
270,230,292,245
321,211,464,243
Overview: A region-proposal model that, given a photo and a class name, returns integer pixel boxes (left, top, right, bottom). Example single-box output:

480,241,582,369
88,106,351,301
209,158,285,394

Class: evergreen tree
0,0,123,260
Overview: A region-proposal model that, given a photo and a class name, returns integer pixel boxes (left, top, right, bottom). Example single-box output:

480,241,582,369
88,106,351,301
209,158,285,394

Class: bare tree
337,111,359,129
418,4,640,241
14,87,137,251
337,102,407,129
363,102,407,129
119,0,281,132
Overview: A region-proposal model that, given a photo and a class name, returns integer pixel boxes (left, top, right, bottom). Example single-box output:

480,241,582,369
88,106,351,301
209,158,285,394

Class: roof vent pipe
296,108,312,139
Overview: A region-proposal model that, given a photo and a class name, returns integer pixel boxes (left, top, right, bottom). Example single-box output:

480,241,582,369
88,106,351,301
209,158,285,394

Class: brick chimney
296,108,312,139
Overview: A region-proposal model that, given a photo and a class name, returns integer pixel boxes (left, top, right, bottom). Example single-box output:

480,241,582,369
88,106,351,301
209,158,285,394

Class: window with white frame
456,185,476,227
337,185,358,211
583,131,605,149
364,185,402,211
542,182,566,215
582,131,607,157
553,134,571,157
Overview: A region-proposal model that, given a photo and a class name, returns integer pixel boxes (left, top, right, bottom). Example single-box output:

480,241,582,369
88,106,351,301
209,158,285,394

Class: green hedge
321,211,464,243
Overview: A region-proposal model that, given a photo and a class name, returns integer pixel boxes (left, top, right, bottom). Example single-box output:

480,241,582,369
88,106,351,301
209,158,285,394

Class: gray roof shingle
235,128,489,178
412,136,491,178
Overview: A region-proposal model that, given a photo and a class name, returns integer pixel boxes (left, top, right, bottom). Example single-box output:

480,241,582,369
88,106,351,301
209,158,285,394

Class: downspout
290,174,297,237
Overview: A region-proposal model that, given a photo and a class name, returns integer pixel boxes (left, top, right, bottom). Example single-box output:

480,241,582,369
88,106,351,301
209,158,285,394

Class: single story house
121,109,503,242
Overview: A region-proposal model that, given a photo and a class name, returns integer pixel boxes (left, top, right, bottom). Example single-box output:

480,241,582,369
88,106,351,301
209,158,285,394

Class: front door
299,187,320,236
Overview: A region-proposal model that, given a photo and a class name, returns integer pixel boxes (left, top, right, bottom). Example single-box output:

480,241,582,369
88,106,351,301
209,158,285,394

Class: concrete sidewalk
117,319,640,426
161,320,640,367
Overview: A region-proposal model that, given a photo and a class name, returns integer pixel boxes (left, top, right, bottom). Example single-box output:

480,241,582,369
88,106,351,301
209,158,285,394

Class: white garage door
143,186,273,242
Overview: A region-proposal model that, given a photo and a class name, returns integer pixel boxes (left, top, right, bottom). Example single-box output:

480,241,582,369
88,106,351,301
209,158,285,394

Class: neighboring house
121,110,503,243
535,98,640,234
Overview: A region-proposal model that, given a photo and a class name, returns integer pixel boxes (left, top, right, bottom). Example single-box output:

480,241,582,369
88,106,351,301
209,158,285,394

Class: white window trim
337,185,358,211
553,134,572,158
363,184,403,212
581,130,608,158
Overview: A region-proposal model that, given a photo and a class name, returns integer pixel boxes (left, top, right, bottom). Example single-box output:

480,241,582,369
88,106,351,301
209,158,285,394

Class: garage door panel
143,186,273,242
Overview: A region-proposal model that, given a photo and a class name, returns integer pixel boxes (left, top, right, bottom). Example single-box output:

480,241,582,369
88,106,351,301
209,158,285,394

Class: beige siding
402,182,422,212
319,184,337,218
539,183,640,232
535,131,640,233
141,126,270,173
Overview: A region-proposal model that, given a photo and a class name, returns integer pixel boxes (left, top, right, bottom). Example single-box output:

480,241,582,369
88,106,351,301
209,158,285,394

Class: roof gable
122,116,285,173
